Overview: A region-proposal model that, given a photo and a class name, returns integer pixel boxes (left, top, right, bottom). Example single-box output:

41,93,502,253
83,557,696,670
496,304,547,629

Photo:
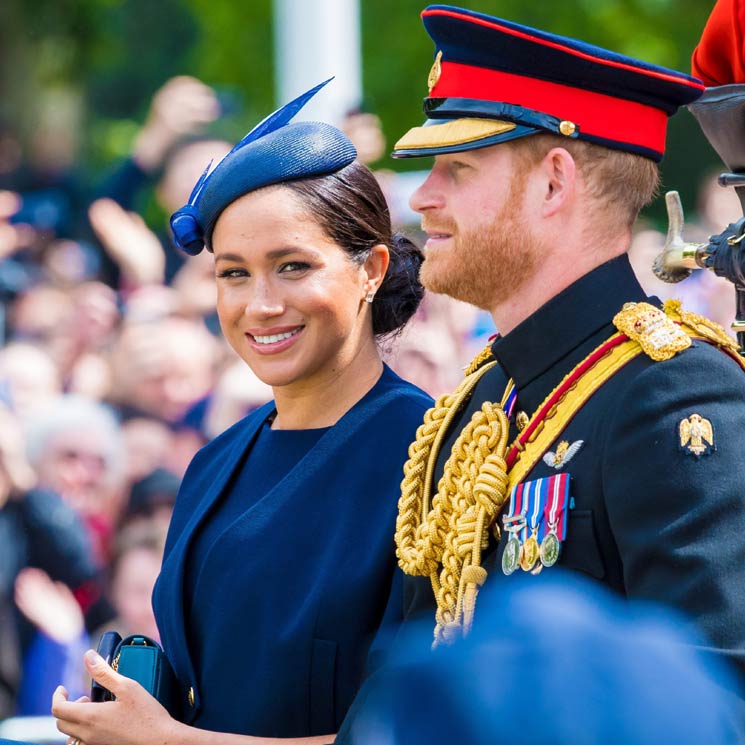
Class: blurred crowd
0,74,742,722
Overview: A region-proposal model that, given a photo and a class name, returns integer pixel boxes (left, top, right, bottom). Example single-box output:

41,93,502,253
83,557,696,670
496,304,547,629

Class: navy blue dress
152,365,431,737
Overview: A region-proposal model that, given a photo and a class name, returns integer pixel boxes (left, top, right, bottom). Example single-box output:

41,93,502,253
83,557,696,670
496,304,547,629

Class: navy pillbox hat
393,5,705,161
171,79,357,256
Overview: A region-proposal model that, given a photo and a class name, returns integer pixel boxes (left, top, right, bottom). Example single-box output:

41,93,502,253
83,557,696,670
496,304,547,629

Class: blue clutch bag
92,631,181,719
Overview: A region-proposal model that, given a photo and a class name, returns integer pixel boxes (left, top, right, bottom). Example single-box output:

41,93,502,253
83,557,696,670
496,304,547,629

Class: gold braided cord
432,401,509,645
395,344,511,647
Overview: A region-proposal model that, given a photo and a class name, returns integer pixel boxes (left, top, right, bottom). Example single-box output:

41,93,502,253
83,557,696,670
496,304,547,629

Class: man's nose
409,171,444,214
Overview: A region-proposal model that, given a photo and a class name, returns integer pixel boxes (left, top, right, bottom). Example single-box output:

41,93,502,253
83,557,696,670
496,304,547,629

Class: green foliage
0,0,727,223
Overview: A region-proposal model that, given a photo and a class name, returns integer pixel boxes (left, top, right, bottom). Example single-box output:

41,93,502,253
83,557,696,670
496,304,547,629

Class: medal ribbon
527,478,545,540
504,479,528,535
541,473,570,541
500,379,518,420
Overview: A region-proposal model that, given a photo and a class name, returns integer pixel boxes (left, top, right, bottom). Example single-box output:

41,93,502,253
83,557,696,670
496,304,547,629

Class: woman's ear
363,244,390,295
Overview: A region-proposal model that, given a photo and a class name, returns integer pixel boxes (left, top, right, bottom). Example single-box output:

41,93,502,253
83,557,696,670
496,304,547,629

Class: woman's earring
365,291,375,304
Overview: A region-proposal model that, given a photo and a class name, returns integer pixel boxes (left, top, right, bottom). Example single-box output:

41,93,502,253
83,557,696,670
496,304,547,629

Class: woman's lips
245,326,304,354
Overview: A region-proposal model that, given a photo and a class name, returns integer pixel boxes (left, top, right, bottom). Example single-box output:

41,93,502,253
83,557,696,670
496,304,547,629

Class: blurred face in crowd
110,318,216,424
110,545,162,641
0,342,61,417
34,430,114,517
409,143,539,311
157,139,232,214
212,185,377,393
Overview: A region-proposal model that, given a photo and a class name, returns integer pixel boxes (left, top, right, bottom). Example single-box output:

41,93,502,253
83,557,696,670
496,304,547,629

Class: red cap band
431,61,669,156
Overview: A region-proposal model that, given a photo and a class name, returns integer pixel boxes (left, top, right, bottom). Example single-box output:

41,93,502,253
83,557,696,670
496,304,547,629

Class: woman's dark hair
284,161,424,337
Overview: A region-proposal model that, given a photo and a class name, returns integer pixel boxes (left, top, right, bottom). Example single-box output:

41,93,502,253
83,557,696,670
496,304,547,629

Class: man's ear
538,147,577,218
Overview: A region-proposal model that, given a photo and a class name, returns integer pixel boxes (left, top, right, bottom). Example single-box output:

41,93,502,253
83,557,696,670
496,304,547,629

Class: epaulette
614,299,745,370
612,301,691,361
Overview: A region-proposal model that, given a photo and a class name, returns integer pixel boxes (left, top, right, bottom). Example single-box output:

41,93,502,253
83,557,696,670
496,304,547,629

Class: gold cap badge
428,50,443,93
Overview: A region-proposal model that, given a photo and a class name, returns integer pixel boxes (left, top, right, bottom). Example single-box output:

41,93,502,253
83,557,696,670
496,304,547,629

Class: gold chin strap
396,345,512,647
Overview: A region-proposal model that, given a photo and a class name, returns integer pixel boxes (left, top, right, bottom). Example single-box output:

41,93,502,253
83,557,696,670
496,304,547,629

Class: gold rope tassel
395,346,511,647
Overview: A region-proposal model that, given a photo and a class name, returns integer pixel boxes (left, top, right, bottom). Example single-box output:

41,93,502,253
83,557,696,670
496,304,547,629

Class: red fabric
505,334,629,470
432,61,669,156
692,0,745,86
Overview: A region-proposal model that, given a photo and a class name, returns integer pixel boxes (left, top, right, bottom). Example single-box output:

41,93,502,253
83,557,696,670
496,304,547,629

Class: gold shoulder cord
396,344,512,646
395,301,744,647
663,299,745,371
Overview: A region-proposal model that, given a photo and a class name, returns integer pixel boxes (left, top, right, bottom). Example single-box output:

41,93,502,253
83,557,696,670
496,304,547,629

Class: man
389,3,745,681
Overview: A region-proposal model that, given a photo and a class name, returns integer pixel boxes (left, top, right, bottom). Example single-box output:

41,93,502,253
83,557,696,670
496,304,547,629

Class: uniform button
188,686,195,707
515,411,529,432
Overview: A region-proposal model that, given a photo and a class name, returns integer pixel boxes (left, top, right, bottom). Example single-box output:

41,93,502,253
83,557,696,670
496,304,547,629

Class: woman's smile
245,325,305,354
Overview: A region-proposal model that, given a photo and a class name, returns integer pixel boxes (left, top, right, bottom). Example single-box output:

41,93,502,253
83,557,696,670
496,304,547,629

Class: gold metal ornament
428,50,443,93
559,120,576,136
613,302,691,361
519,533,540,571
679,414,714,457
542,440,584,469
515,411,529,432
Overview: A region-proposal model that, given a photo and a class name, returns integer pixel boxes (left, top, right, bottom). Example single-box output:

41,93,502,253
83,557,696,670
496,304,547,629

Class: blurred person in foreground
52,81,431,744
344,573,743,744
379,2,745,705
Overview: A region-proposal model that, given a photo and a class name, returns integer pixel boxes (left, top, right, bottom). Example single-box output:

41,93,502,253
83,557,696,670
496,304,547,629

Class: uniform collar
491,253,648,389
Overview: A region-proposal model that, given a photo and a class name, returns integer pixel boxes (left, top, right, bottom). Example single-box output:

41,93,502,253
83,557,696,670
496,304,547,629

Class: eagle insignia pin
542,440,584,469
679,414,715,457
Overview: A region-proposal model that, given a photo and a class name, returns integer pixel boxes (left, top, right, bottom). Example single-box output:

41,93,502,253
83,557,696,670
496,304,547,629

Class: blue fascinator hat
170,79,358,256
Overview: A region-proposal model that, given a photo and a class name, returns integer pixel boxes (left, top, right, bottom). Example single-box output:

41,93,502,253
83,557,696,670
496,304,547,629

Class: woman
50,82,431,745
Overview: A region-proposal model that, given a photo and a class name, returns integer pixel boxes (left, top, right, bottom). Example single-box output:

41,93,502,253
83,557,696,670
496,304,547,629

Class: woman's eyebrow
215,247,317,264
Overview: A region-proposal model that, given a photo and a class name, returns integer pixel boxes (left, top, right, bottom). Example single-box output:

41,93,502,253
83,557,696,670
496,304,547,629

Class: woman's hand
52,650,180,745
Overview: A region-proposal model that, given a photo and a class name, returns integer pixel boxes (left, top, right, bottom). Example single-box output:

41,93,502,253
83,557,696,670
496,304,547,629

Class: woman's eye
279,261,310,273
217,267,248,279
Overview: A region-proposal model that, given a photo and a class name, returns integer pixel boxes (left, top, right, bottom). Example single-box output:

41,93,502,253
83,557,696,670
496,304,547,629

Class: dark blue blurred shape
345,572,744,745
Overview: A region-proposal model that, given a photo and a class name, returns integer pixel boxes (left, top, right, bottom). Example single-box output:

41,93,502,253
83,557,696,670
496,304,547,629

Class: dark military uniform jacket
403,254,745,678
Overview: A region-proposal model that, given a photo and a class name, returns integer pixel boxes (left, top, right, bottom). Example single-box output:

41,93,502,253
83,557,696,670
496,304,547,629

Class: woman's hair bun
372,233,424,337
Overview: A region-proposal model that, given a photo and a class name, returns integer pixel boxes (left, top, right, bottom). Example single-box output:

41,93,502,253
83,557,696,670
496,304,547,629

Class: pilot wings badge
542,440,584,470
679,414,715,457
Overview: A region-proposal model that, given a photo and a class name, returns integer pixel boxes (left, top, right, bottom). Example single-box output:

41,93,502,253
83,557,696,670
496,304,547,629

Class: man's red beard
420,181,540,312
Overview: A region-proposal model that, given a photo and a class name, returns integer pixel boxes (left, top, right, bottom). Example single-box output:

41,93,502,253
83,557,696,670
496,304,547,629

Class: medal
501,482,527,576
520,530,540,571
502,532,521,575
538,472,571,568
518,480,544,572
540,529,561,567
